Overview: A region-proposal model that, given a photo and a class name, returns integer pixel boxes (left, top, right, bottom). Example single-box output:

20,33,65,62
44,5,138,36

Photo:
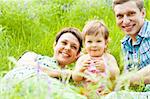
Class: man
113,0,150,91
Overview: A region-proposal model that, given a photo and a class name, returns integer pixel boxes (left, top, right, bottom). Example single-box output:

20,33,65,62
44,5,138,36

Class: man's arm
130,64,150,85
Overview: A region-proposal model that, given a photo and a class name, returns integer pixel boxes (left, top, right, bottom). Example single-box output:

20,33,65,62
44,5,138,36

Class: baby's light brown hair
82,20,109,43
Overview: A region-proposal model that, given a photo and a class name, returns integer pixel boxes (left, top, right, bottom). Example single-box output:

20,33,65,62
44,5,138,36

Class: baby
72,20,120,95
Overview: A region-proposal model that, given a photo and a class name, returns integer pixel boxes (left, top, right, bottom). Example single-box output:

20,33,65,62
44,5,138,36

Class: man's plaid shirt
121,20,150,71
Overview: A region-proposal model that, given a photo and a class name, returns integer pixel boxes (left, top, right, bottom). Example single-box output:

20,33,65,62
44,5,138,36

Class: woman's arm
16,52,66,78
41,67,61,78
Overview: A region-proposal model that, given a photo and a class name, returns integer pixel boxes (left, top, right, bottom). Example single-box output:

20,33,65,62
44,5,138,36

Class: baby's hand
93,59,105,72
79,59,91,73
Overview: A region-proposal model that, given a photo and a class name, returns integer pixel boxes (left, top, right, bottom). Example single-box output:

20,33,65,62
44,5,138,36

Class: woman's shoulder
17,51,39,67
20,51,38,59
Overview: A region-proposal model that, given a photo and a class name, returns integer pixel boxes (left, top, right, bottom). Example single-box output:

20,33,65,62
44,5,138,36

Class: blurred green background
0,0,150,76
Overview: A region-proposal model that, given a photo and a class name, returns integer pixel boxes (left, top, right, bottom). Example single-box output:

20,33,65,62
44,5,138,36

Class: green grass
0,0,150,98
0,0,124,75
0,0,149,73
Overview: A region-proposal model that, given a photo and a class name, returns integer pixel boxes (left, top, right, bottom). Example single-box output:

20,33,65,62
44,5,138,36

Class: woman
15,27,83,79
1,27,86,99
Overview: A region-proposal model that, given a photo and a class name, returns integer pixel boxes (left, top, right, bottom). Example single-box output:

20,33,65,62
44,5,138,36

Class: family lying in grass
1,0,150,98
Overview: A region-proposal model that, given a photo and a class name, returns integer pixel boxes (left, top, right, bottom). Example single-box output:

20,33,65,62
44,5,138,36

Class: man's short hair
112,0,144,11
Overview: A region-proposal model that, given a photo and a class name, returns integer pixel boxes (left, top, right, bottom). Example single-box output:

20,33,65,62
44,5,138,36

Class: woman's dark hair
55,27,83,53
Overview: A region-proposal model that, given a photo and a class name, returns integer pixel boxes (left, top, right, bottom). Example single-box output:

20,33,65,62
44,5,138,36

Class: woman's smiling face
54,33,80,67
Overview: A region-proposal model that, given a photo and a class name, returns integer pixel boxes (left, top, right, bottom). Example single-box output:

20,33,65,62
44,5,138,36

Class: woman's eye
71,46,77,50
62,41,67,45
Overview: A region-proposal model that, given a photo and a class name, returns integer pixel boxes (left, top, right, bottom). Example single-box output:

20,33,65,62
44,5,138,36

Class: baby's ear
105,38,110,47
105,41,108,48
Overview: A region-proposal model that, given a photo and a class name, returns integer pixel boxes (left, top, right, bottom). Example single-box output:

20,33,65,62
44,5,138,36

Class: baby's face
85,34,106,57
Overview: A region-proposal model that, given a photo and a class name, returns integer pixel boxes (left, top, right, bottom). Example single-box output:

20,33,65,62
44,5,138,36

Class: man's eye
128,12,135,16
117,14,123,19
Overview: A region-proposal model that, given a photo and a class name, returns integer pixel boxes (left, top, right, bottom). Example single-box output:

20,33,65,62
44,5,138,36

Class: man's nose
123,15,130,25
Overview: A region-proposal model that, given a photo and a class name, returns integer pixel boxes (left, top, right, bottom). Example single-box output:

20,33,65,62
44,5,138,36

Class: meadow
0,0,150,98
0,0,123,75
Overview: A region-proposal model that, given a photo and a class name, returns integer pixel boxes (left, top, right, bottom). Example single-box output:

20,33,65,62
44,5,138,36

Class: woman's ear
53,42,56,48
